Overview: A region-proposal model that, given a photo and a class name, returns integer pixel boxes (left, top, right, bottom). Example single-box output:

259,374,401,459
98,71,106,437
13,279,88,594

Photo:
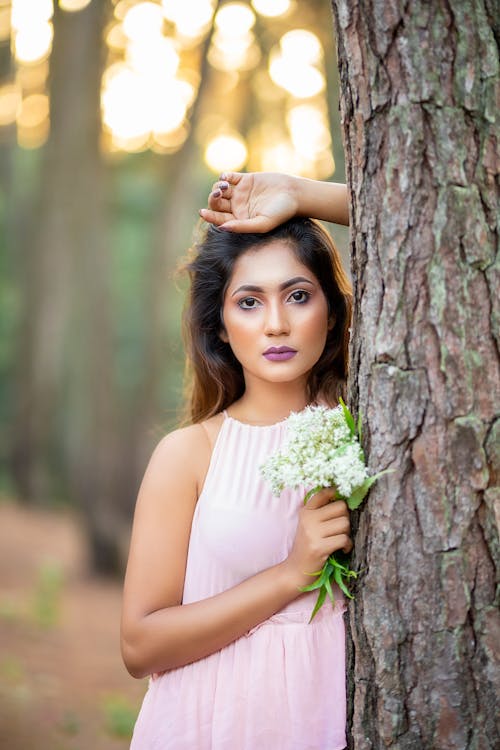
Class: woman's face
221,240,330,390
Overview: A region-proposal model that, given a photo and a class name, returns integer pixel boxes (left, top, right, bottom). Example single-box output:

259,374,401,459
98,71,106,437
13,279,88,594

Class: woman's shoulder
156,412,225,451
150,413,226,491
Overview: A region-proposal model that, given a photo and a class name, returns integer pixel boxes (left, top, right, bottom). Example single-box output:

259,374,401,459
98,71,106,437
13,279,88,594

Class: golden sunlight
214,2,255,35
126,36,179,78
122,2,164,41
280,29,322,64
287,103,331,159
16,92,50,149
204,132,248,172
0,83,21,126
11,0,53,30
0,6,11,42
162,0,215,42
251,0,291,18
14,21,53,64
59,0,93,11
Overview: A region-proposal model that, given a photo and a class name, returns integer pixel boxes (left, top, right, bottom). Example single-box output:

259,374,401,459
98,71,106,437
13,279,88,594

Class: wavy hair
182,218,352,423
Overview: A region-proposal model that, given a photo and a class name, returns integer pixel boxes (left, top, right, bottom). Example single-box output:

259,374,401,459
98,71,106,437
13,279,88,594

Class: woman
121,173,352,749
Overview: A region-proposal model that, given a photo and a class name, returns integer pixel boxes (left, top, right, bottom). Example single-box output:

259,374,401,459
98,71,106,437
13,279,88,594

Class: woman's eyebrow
231,276,315,297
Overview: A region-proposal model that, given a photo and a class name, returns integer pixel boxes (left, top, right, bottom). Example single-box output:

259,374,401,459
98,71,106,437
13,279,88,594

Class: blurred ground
0,499,147,749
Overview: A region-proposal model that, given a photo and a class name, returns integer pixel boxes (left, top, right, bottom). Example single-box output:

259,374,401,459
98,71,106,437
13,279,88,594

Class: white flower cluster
260,405,369,499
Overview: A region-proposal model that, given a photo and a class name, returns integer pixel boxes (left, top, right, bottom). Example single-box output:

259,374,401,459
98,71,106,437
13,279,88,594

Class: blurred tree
331,1,499,747
3,0,346,575
10,0,124,573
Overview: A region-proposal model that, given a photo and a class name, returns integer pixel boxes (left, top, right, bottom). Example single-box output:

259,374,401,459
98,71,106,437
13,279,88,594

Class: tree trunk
330,2,499,748
10,0,122,573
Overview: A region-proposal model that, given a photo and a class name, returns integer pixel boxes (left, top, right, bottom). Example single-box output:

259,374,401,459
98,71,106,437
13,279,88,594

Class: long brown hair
182,218,352,423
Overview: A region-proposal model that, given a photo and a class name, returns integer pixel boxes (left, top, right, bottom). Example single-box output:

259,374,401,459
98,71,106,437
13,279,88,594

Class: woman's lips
263,347,297,362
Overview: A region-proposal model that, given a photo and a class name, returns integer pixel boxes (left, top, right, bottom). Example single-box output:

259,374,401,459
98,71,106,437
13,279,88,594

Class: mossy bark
330,2,499,747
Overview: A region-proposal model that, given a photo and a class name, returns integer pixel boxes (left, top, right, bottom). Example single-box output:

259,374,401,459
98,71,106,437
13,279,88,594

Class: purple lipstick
263,346,297,362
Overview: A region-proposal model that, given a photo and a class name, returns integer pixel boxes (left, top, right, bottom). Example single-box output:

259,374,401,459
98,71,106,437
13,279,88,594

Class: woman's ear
328,314,336,331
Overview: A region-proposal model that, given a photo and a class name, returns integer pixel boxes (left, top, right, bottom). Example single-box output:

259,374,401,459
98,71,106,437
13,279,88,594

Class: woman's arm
199,172,349,232
121,425,351,678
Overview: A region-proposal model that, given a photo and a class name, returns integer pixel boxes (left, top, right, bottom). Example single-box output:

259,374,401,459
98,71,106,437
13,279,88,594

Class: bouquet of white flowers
260,400,390,621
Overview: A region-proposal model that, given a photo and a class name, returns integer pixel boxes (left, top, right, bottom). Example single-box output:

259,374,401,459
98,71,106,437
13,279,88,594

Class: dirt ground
0,499,147,750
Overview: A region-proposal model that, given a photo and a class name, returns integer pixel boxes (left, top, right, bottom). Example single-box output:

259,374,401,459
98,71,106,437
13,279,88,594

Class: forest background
0,1,350,748
1,1,498,749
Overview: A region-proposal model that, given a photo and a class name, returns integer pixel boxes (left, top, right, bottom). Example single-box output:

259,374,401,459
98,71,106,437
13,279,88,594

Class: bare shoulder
198,412,225,450
153,422,209,461
146,414,224,497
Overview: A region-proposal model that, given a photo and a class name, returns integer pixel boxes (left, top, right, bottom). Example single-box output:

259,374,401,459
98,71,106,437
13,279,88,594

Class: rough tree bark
330,2,499,748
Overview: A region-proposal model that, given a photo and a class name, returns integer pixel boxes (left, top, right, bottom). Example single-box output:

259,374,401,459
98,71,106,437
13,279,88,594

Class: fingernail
212,189,221,198
220,172,228,180
219,181,229,190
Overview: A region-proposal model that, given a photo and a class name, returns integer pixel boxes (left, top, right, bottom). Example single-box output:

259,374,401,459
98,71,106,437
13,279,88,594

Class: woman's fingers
321,516,350,539
198,208,234,226
304,487,337,509
219,171,243,185
216,215,277,233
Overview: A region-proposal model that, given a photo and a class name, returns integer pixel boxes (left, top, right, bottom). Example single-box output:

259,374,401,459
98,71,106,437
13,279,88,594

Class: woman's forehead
226,240,316,290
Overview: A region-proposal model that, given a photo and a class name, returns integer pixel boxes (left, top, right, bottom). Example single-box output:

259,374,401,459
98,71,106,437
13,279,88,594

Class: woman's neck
228,378,310,425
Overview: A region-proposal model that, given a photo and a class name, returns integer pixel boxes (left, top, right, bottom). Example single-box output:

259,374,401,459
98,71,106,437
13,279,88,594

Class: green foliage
0,655,25,684
59,710,81,736
101,692,138,739
32,559,64,629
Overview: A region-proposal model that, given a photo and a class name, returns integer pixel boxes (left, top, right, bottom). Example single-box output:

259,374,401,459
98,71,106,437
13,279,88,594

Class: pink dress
130,413,347,750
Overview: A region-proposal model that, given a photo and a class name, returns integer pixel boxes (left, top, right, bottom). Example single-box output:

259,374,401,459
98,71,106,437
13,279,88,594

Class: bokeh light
0,5,11,42
11,0,53,30
251,0,291,18
0,83,22,126
215,2,255,34
162,0,215,42
122,1,164,41
209,2,258,72
14,21,54,64
16,92,50,149
287,104,331,159
3,0,336,177
59,0,93,11
269,28,325,99
204,132,248,172
280,29,322,64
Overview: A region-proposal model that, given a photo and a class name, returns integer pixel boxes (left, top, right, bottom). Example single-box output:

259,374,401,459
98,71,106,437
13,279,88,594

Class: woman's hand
285,488,352,589
199,172,299,233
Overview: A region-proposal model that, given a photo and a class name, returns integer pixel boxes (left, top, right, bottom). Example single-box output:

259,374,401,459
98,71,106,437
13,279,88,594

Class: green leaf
324,573,336,604
299,578,323,592
299,563,329,592
333,565,355,599
339,397,356,437
347,476,377,510
347,468,395,510
303,485,325,505
308,586,327,622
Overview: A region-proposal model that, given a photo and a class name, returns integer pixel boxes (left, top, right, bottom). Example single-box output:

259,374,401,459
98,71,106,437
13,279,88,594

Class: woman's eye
238,297,260,309
288,290,310,304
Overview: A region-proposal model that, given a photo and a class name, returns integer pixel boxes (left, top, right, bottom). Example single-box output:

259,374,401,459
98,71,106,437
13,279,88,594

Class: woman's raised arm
199,172,349,232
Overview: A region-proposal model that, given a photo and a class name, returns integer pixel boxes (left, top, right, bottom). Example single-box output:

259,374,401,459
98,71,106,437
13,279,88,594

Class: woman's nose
264,302,290,335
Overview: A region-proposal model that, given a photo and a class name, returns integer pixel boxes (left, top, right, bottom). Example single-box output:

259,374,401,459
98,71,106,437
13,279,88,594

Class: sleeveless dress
130,413,347,750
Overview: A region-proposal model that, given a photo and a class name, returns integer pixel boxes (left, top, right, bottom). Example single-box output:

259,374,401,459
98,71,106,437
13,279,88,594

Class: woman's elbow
121,624,151,679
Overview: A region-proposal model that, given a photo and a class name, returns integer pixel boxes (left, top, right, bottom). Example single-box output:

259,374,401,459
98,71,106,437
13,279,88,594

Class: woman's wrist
277,557,306,597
